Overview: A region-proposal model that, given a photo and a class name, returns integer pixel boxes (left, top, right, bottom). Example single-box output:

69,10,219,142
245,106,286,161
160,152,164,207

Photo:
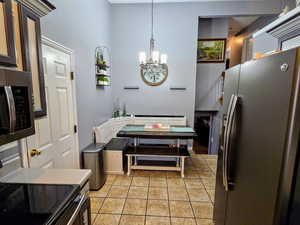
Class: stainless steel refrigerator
214,47,300,225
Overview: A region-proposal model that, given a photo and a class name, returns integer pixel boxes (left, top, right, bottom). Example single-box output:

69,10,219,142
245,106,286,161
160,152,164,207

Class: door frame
20,36,80,168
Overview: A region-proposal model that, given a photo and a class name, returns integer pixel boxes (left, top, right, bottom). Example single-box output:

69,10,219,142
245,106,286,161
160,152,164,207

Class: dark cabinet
20,5,47,118
0,0,17,67
0,0,54,119
11,0,24,71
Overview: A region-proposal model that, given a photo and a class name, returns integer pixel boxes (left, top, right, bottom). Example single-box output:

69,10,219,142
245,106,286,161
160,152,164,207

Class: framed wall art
197,39,226,63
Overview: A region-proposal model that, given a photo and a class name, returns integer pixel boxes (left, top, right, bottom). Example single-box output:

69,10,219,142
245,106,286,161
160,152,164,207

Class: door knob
30,149,42,157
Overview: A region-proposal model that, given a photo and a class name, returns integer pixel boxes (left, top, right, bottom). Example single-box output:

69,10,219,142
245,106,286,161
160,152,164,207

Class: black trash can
82,143,106,190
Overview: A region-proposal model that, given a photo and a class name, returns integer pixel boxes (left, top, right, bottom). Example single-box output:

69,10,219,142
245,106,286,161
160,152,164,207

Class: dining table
117,124,198,177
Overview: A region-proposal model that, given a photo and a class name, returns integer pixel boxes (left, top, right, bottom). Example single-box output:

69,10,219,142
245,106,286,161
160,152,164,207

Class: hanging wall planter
95,46,111,87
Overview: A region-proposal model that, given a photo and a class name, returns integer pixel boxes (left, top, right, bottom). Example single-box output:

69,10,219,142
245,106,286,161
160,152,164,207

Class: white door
26,38,79,169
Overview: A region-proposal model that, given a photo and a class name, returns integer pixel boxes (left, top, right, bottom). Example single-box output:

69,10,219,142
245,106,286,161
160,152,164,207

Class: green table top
120,125,195,133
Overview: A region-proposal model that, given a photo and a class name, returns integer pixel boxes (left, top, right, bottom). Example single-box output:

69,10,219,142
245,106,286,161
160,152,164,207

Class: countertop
0,168,91,187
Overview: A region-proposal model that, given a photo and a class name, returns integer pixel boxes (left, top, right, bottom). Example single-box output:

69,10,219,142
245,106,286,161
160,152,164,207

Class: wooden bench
104,138,130,175
125,144,190,178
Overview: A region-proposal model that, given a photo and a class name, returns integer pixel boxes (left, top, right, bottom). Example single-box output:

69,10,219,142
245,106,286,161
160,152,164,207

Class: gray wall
253,0,298,55
111,1,281,126
253,32,279,54
196,18,229,111
111,3,198,126
287,0,296,9
195,18,228,155
41,0,113,150
0,0,283,176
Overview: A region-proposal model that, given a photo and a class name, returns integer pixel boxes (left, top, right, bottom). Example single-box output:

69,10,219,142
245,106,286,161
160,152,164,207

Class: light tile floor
90,153,217,225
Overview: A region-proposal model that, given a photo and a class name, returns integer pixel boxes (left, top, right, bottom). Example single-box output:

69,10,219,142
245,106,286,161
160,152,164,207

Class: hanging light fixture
139,0,168,86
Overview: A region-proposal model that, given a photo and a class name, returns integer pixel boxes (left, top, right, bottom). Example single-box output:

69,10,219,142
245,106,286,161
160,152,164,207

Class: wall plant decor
95,46,111,87
197,39,226,63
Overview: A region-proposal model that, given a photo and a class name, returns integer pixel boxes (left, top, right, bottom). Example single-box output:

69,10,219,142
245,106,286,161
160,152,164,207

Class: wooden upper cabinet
0,0,17,67
12,0,23,70
20,5,47,118
0,0,55,118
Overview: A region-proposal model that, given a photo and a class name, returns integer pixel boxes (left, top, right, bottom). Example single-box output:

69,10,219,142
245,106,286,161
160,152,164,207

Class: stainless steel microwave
0,68,35,145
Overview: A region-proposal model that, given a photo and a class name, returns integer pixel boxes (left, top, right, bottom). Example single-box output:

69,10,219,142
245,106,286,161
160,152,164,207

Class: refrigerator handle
222,94,235,188
4,86,16,133
224,95,239,192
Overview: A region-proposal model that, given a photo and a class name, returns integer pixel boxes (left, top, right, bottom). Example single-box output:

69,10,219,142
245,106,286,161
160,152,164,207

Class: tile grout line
184,176,197,222
101,176,129,224
190,156,203,223
98,182,113,214
197,156,216,221
203,158,217,205
199,175,215,205
202,180,214,205
117,175,133,225
145,175,150,225
197,167,214,205
166,175,172,225
89,181,113,224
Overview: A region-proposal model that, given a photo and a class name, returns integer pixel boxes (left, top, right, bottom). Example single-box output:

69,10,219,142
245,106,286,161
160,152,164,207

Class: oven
0,68,35,145
54,194,91,225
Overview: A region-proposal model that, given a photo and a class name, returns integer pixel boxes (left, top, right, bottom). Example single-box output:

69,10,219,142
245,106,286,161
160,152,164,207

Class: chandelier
139,0,167,66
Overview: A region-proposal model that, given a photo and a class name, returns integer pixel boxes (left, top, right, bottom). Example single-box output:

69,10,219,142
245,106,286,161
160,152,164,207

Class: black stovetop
0,183,80,225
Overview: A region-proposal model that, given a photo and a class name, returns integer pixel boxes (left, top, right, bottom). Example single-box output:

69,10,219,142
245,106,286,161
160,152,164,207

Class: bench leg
134,137,140,147
176,158,179,167
181,157,185,178
134,156,137,165
127,155,132,176
176,139,180,148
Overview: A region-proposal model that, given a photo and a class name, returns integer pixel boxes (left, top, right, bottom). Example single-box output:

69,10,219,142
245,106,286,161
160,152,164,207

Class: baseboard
105,171,125,175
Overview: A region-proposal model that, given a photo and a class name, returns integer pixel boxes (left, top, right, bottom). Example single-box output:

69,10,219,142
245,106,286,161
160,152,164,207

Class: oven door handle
66,194,87,225
4,86,16,133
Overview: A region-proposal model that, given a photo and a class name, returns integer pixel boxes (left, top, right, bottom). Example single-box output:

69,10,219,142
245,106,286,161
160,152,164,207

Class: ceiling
109,0,261,4
228,16,259,36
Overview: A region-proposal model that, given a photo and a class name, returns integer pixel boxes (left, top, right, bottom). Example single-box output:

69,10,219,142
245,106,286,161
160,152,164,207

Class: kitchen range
0,168,91,225
0,169,92,225
0,183,89,225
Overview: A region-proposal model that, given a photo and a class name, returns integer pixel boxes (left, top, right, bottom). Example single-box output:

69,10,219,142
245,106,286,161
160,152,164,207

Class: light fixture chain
139,0,167,67
151,0,154,40
149,0,155,59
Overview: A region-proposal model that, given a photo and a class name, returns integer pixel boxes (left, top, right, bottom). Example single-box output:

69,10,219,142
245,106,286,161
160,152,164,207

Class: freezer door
225,49,298,225
214,65,241,225
288,152,300,225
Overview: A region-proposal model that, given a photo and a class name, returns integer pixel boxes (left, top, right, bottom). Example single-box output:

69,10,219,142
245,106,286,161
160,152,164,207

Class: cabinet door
11,0,23,70
0,0,17,66
20,5,47,118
